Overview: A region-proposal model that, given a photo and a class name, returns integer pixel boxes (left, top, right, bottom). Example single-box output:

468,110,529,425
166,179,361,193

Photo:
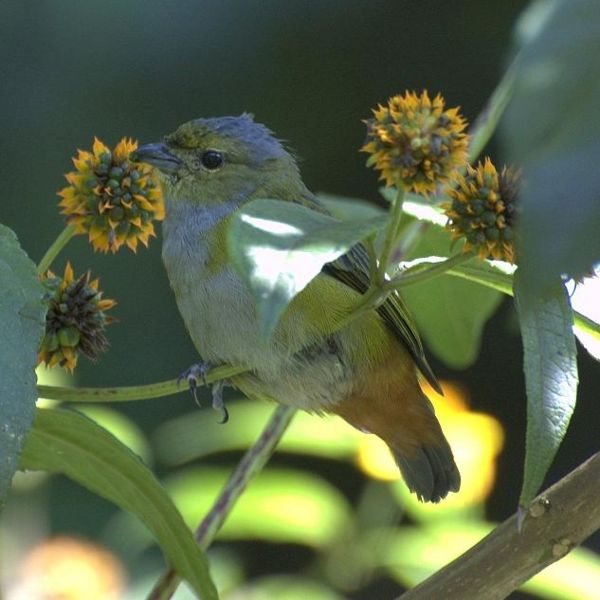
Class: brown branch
146,405,296,600
399,452,600,600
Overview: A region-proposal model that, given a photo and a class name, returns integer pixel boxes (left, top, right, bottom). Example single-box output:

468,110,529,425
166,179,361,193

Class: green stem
447,263,600,340
364,234,379,284
324,253,475,337
37,259,599,404
37,224,78,275
467,56,518,163
146,404,296,600
377,183,405,283
388,252,475,289
37,364,249,403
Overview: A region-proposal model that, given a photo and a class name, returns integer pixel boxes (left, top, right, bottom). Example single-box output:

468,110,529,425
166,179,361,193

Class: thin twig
146,404,297,600
467,57,518,163
399,452,600,600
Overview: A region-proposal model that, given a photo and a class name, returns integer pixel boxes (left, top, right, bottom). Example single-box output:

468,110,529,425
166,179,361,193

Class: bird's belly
169,265,352,412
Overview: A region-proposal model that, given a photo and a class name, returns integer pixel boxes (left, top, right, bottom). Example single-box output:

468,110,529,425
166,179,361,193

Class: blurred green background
2,1,599,598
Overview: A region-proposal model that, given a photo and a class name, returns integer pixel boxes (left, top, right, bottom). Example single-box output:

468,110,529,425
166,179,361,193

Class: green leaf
380,522,491,587
380,187,448,225
235,576,344,600
440,258,600,353
76,405,153,464
503,0,600,291
19,408,218,600
0,224,46,504
380,522,600,599
316,192,385,221
400,224,503,369
154,401,360,467
168,467,353,547
228,198,387,338
513,271,578,505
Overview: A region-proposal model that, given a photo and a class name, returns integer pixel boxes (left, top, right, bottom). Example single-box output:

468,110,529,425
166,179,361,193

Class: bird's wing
294,193,441,393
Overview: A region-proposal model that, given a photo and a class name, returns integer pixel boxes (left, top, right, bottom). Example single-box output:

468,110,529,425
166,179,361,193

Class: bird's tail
391,434,460,503
333,374,461,502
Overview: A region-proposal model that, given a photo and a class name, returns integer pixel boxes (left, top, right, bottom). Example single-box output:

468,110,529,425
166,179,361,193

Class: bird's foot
177,362,231,424
211,379,230,424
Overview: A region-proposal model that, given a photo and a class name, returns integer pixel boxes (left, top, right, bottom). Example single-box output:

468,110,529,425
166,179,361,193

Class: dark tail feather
393,441,461,503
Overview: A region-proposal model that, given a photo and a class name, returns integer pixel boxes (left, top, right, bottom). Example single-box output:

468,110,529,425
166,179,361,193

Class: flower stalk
37,224,77,275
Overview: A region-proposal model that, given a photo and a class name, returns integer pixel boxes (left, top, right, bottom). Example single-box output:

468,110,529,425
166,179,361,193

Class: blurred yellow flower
11,536,125,600
357,380,504,509
58,137,164,253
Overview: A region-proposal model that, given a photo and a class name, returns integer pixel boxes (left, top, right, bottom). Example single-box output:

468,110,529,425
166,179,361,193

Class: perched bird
136,114,460,502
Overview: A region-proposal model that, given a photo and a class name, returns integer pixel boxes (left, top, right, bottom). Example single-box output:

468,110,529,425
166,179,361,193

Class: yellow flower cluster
444,158,520,263
362,91,469,194
58,138,164,253
38,263,115,372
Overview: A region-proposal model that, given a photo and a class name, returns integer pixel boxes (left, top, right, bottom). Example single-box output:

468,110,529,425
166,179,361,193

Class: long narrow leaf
19,408,218,600
513,271,578,505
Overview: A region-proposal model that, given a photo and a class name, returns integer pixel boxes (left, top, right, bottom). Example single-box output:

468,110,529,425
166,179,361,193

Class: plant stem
37,364,248,403
377,184,405,284
388,252,475,289
37,224,77,275
146,404,297,600
446,262,600,340
467,56,518,163
36,258,599,404
364,234,379,284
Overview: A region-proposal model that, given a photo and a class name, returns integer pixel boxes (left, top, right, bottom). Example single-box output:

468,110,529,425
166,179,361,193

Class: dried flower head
38,263,116,372
443,158,520,263
362,91,469,194
58,138,164,253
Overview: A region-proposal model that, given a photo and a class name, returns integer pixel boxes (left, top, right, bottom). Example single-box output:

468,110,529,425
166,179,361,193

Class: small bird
136,114,460,502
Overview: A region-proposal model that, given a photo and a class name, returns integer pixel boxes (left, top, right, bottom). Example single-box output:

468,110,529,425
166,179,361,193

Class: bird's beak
133,142,182,174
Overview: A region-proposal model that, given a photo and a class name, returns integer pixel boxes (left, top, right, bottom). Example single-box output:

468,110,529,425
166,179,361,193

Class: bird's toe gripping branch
177,362,231,424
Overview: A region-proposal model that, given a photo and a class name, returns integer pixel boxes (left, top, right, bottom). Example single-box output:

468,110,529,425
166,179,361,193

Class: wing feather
294,193,442,393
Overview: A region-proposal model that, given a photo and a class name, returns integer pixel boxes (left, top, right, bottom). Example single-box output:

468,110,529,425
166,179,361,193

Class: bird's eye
200,150,224,170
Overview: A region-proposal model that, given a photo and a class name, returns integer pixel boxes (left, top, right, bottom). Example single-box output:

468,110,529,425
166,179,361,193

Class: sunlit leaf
76,406,153,464
19,408,217,600
379,522,600,599
0,224,46,504
524,546,600,600
154,400,360,467
513,272,578,505
380,522,490,586
380,187,448,226
168,467,353,547
316,192,385,221
228,198,387,338
399,224,503,369
233,575,345,600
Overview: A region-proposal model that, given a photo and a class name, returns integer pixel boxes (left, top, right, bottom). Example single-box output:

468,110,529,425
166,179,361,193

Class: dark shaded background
2,1,598,598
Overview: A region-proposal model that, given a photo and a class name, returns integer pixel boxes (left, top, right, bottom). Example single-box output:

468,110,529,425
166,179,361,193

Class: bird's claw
177,362,231,423
177,363,211,408
211,379,229,424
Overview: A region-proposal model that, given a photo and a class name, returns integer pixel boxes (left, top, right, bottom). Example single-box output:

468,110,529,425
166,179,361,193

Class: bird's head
135,114,302,206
